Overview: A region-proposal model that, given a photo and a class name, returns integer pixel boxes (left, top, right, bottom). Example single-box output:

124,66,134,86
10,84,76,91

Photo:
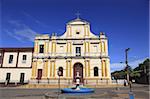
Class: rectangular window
22,55,27,63
76,32,80,34
94,67,99,76
20,73,25,84
76,47,81,56
6,73,11,83
39,45,44,53
9,55,13,64
22,55,27,60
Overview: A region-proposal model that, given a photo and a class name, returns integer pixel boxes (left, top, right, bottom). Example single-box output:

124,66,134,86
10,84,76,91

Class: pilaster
42,60,48,79
31,60,37,79
69,60,72,77
66,60,68,77
88,60,90,77
34,40,38,53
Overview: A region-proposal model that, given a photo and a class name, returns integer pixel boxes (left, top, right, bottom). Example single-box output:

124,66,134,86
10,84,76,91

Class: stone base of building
29,77,112,86
18,83,124,88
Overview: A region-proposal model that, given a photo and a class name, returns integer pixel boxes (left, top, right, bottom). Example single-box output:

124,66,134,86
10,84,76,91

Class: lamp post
125,48,133,93
125,48,130,84
57,70,61,95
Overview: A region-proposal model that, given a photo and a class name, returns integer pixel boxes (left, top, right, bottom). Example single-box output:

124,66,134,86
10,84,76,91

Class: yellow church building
31,17,111,85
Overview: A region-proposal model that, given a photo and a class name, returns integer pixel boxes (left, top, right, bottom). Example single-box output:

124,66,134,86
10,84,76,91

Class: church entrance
73,63,83,83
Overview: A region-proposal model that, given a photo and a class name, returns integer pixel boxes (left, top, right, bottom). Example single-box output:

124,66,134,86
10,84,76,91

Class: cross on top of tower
75,12,81,19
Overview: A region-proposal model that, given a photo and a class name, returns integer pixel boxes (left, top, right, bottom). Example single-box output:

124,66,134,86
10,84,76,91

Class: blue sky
0,0,149,72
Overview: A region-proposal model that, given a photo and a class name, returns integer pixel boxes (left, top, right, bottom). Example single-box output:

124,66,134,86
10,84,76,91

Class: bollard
5,80,8,86
15,82,17,86
129,91,134,99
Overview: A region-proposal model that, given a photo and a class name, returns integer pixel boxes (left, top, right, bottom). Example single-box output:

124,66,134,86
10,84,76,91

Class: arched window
58,67,63,76
94,67,99,76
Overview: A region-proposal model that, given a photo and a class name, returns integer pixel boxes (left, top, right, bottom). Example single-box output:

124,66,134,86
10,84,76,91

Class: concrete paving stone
0,84,149,99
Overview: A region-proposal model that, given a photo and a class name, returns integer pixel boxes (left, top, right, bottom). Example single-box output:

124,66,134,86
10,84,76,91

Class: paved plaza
0,84,149,99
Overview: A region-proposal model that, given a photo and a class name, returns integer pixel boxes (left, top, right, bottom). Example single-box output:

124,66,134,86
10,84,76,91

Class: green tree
111,70,126,79
130,70,140,78
111,58,149,84
132,58,149,84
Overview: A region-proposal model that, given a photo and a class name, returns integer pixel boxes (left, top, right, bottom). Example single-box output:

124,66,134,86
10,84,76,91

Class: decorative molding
57,42,66,44
0,67,32,69
33,56,110,59
90,42,99,44
73,43,83,45
35,38,107,41
0,48,33,52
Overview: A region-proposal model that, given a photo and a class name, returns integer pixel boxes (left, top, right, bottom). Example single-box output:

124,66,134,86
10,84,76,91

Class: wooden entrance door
73,63,83,83
37,69,42,80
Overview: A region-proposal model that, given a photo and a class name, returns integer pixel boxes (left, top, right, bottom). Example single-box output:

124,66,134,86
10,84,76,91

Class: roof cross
75,12,80,19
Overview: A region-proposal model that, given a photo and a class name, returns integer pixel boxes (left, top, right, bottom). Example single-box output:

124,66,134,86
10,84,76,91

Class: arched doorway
73,63,83,83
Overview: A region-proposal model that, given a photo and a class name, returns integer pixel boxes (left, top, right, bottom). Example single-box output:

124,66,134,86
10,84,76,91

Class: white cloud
22,12,65,35
5,20,39,42
5,30,24,42
110,58,147,72
110,63,125,72
22,12,50,28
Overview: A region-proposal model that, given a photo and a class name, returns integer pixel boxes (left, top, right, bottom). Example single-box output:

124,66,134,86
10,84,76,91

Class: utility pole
125,48,133,93
125,48,130,84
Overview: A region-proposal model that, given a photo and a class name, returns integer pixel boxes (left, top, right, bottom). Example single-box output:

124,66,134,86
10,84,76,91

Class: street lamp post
125,48,133,93
125,48,130,84
57,70,61,95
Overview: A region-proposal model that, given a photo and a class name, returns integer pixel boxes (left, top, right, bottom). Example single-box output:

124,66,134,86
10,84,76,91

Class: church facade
31,17,111,84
